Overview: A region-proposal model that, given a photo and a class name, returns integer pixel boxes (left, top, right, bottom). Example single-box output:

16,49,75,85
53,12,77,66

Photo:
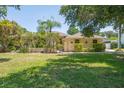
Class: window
75,39,80,43
85,40,88,44
93,39,97,43
70,41,73,44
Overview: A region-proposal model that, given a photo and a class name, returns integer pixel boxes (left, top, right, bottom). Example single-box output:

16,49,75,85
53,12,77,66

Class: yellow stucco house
62,32,105,52
28,32,105,53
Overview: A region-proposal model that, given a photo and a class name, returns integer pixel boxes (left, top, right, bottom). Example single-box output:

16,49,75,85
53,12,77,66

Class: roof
53,31,67,37
64,32,105,39
93,35,106,39
66,32,84,39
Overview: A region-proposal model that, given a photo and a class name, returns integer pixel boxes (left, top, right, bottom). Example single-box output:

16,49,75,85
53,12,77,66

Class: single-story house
29,32,106,53
62,32,106,52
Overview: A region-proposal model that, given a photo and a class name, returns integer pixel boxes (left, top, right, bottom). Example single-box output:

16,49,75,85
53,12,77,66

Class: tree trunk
50,27,52,33
118,24,122,49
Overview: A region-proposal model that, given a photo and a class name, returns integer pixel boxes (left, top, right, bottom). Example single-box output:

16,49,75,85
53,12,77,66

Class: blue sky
7,5,113,34
7,5,69,33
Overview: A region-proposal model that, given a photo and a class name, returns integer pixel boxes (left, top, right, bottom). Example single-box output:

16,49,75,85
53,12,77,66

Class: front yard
0,53,124,88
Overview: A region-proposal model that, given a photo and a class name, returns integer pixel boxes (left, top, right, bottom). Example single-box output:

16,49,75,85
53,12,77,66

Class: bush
111,42,117,49
93,43,105,52
19,47,29,53
8,46,16,52
74,43,83,52
115,48,124,52
57,44,63,51
122,44,124,48
82,48,95,52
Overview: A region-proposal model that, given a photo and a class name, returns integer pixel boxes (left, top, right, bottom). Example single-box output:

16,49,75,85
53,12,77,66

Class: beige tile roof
53,31,67,37
64,32,105,39
65,32,84,39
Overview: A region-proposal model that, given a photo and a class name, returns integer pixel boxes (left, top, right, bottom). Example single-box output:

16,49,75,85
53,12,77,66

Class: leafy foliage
67,26,79,35
82,25,94,37
60,5,124,48
37,19,62,52
0,20,22,52
82,48,95,52
74,43,82,52
0,5,20,19
93,43,105,52
37,19,61,32
44,32,61,52
111,42,118,49
97,31,118,40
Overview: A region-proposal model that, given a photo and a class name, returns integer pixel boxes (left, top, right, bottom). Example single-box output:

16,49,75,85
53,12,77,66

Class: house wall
63,37,103,52
81,38,93,48
63,38,75,52
121,33,124,44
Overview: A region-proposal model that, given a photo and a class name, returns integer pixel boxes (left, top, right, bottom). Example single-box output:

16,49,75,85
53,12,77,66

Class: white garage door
105,43,111,49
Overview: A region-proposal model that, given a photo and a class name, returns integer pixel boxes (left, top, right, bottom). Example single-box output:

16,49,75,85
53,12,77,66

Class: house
28,32,106,53
62,32,105,52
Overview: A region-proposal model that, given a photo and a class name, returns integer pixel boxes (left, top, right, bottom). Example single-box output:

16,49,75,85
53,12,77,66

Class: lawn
0,53,124,88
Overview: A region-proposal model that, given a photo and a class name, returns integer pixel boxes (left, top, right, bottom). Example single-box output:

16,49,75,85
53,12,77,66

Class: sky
6,5,113,34
7,5,69,33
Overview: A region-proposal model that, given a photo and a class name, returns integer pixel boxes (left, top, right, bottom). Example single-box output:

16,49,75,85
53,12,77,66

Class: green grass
0,53,124,88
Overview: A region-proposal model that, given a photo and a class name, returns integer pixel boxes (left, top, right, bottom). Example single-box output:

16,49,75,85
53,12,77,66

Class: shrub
93,43,105,52
57,44,63,51
8,46,16,52
74,43,83,52
115,48,124,52
111,42,117,49
19,47,29,53
82,48,95,52
122,44,124,48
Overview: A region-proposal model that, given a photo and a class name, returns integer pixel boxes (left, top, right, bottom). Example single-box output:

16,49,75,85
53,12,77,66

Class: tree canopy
0,20,21,52
67,26,79,35
36,19,62,52
60,6,124,30
0,5,20,19
60,5,124,48
37,19,61,32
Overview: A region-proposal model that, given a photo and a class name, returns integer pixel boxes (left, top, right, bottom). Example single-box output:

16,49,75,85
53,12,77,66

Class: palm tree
46,19,61,32
37,19,61,32
37,18,61,52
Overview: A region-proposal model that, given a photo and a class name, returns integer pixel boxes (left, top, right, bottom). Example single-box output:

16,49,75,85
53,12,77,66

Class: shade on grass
0,53,124,88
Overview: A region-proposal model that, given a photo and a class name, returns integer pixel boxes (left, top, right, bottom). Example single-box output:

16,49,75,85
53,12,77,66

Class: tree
0,5,20,19
104,31,118,39
44,32,61,52
37,19,61,52
37,19,61,32
0,20,31,52
0,20,21,52
60,5,124,48
35,32,46,48
96,31,118,40
67,26,79,35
